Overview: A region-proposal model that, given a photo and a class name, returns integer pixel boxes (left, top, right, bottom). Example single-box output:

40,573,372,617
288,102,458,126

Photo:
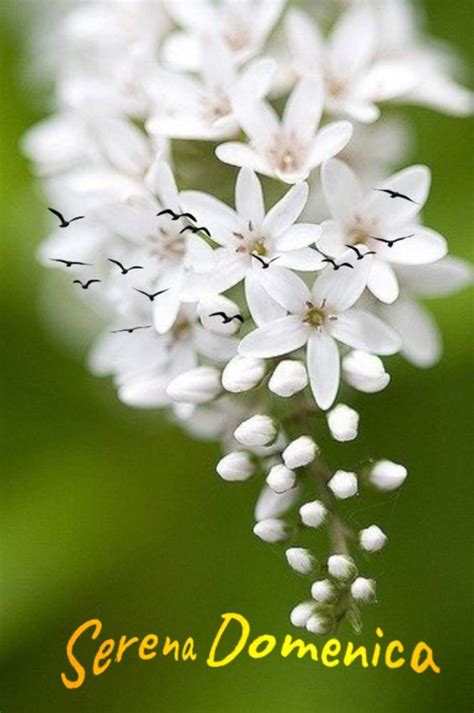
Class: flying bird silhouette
133,288,169,302
250,254,280,269
209,311,244,325
373,188,418,204
49,258,92,268
108,258,143,274
370,234,414,248
322,258,353,270
73,279,101,289
345,245,376,260
157,209,197,222
48,207,85,227
180,225,211,237
110,325,151,334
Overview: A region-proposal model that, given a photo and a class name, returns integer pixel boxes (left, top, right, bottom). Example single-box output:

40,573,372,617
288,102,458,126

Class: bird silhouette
157,209,197,222
345,245,376,260
373,188,418,204
110,325,151,334
133,288,169,302
322,258,353,270
180,225,211,237
250,254,280,269
48,207,85,227
370,234,414,248
209,311,244,325
49,258,92,268
108,258,143,275
73,279,101,289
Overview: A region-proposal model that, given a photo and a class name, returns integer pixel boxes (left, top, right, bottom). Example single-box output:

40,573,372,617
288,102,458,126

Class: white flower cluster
24,0,472,634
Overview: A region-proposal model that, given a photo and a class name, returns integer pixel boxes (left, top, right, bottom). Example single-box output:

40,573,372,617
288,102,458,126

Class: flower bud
342,350,390,393
299,500,327,528
216,451,254,482
253,518,289,543
222,355,265,393
254,485,301,521
327,404,359,442
328,470,358,499
290,601,316,628
369,459,407,491
198,294,243,335
311,579,337,603
266,463,296,494
282,436,318,469
269,360,308,397
234,414,277,447
306,613,332,635
359,524,387,553
166,366,221,403
351,577,376,603
285,547,315,575
327,554,357,580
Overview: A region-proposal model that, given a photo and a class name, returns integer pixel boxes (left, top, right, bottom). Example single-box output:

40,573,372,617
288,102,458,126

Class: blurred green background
1,2,473,711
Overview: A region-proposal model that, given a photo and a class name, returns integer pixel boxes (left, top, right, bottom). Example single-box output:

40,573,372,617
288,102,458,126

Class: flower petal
380,296,441,367
245,272,286,326
382,227,447,265
307,332,340,410
274,223,321,251
367,259,399,304
283,78,324,142
258,265,311,313
329,308,401,355
239,316,308,358
235,168,265,226
328,5,377,78
312,250,372,312
215,141,273,176
364,165,431,228
263,182,309,236
179,190,237,245
278,247,325,271
317,220,347,257
321,158,363,225
396,256,472,297
308,121,353,169
153,288,181,334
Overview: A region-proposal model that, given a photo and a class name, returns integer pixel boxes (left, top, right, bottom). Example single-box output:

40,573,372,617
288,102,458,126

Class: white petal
274,223,321,251
245,272,286,326
235,168,265,226
308,121,353,169
153,288,181,334
397,256,472,297
285,8,324,71
278,247,325,271
317,220,347,257
367,259,399,304
364,165,431,228
153,161,180,211
258,266,311,313
380,296,441,367
312,250,372,312
239,316,308,358
179,190,237,245
238,58,278,99
194,326,238,362
307,332,340,410
321,159,362,224
383,227,447,265
357,60,416,102
283,78,324,142
263,182,309,236
232,97,280,145
329,309,401,355
215,141,273,176
328,6,377,78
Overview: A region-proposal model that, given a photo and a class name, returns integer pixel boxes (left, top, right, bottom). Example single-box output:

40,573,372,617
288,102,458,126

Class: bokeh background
1,2,473,711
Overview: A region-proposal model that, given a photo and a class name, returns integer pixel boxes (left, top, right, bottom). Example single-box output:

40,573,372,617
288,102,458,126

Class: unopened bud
306,613,332,635
290,601,316,628
351,576,376,603
254,485,301,521
222,355,265,393
359,524,387,552
342,350,390,393
282,435,318,469
166,366,221,403
311,579,337,603
269,360,308,397
327,554,357,580
234,414,277,447
369,459,407,491
299,500,327,528
266,463,296,493
253,518,289,543
285,547,315,574
328,470,358,499
198,295,244,335
327,404,359,442
216,451,254,482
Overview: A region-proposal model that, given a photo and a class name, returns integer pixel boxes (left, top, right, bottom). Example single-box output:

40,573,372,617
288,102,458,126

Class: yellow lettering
410,642,440,674
61,619,102,690
207,613,250,668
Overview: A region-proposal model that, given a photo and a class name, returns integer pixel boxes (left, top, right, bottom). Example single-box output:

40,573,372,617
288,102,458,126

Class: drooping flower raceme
24,0,471,638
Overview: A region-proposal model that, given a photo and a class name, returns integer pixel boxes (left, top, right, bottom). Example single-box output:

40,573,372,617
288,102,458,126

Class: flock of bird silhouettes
47,188,417,333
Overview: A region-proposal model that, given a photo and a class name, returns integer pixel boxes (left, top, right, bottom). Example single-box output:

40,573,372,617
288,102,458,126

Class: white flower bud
282,436,318,469
327,554,357,580
311,579,337,603
342,350,390,393
216,451,254,482
269,360,308,397
222,355,265,393
306,613,332,635
328,470,358,499
369,459,407,491
327,404,359,442
266,463,296,494
351,577,376,603
359,525,387,553
253,518,289,543
234,414,277,447
290,601,315,628
285,547,315,575
254,484,301,521
166,366,221,404
198,294,243,335
299,500,327,528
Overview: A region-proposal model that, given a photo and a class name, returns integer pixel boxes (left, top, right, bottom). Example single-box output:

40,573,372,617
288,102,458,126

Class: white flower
327,554,357,580
222,355,266,393
166,365,221,404
266,463,296,494
234,414,277,447
306,613,332,635
359,525,387,553
285,547,315,575
181,169,324,326
239,251,401,409
342,350,390,393
351,577,376,603
217,451,255,482
216,78,353,184
254,484,301,522
198,295,244,336
269,360,308,397
290,601,316,628
369,459,407,491
283,436,318,469
253,518,288,543
327,404,359,442
311,579,337,603
299,500,327,528
319,158,447,304
328,470,358,499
